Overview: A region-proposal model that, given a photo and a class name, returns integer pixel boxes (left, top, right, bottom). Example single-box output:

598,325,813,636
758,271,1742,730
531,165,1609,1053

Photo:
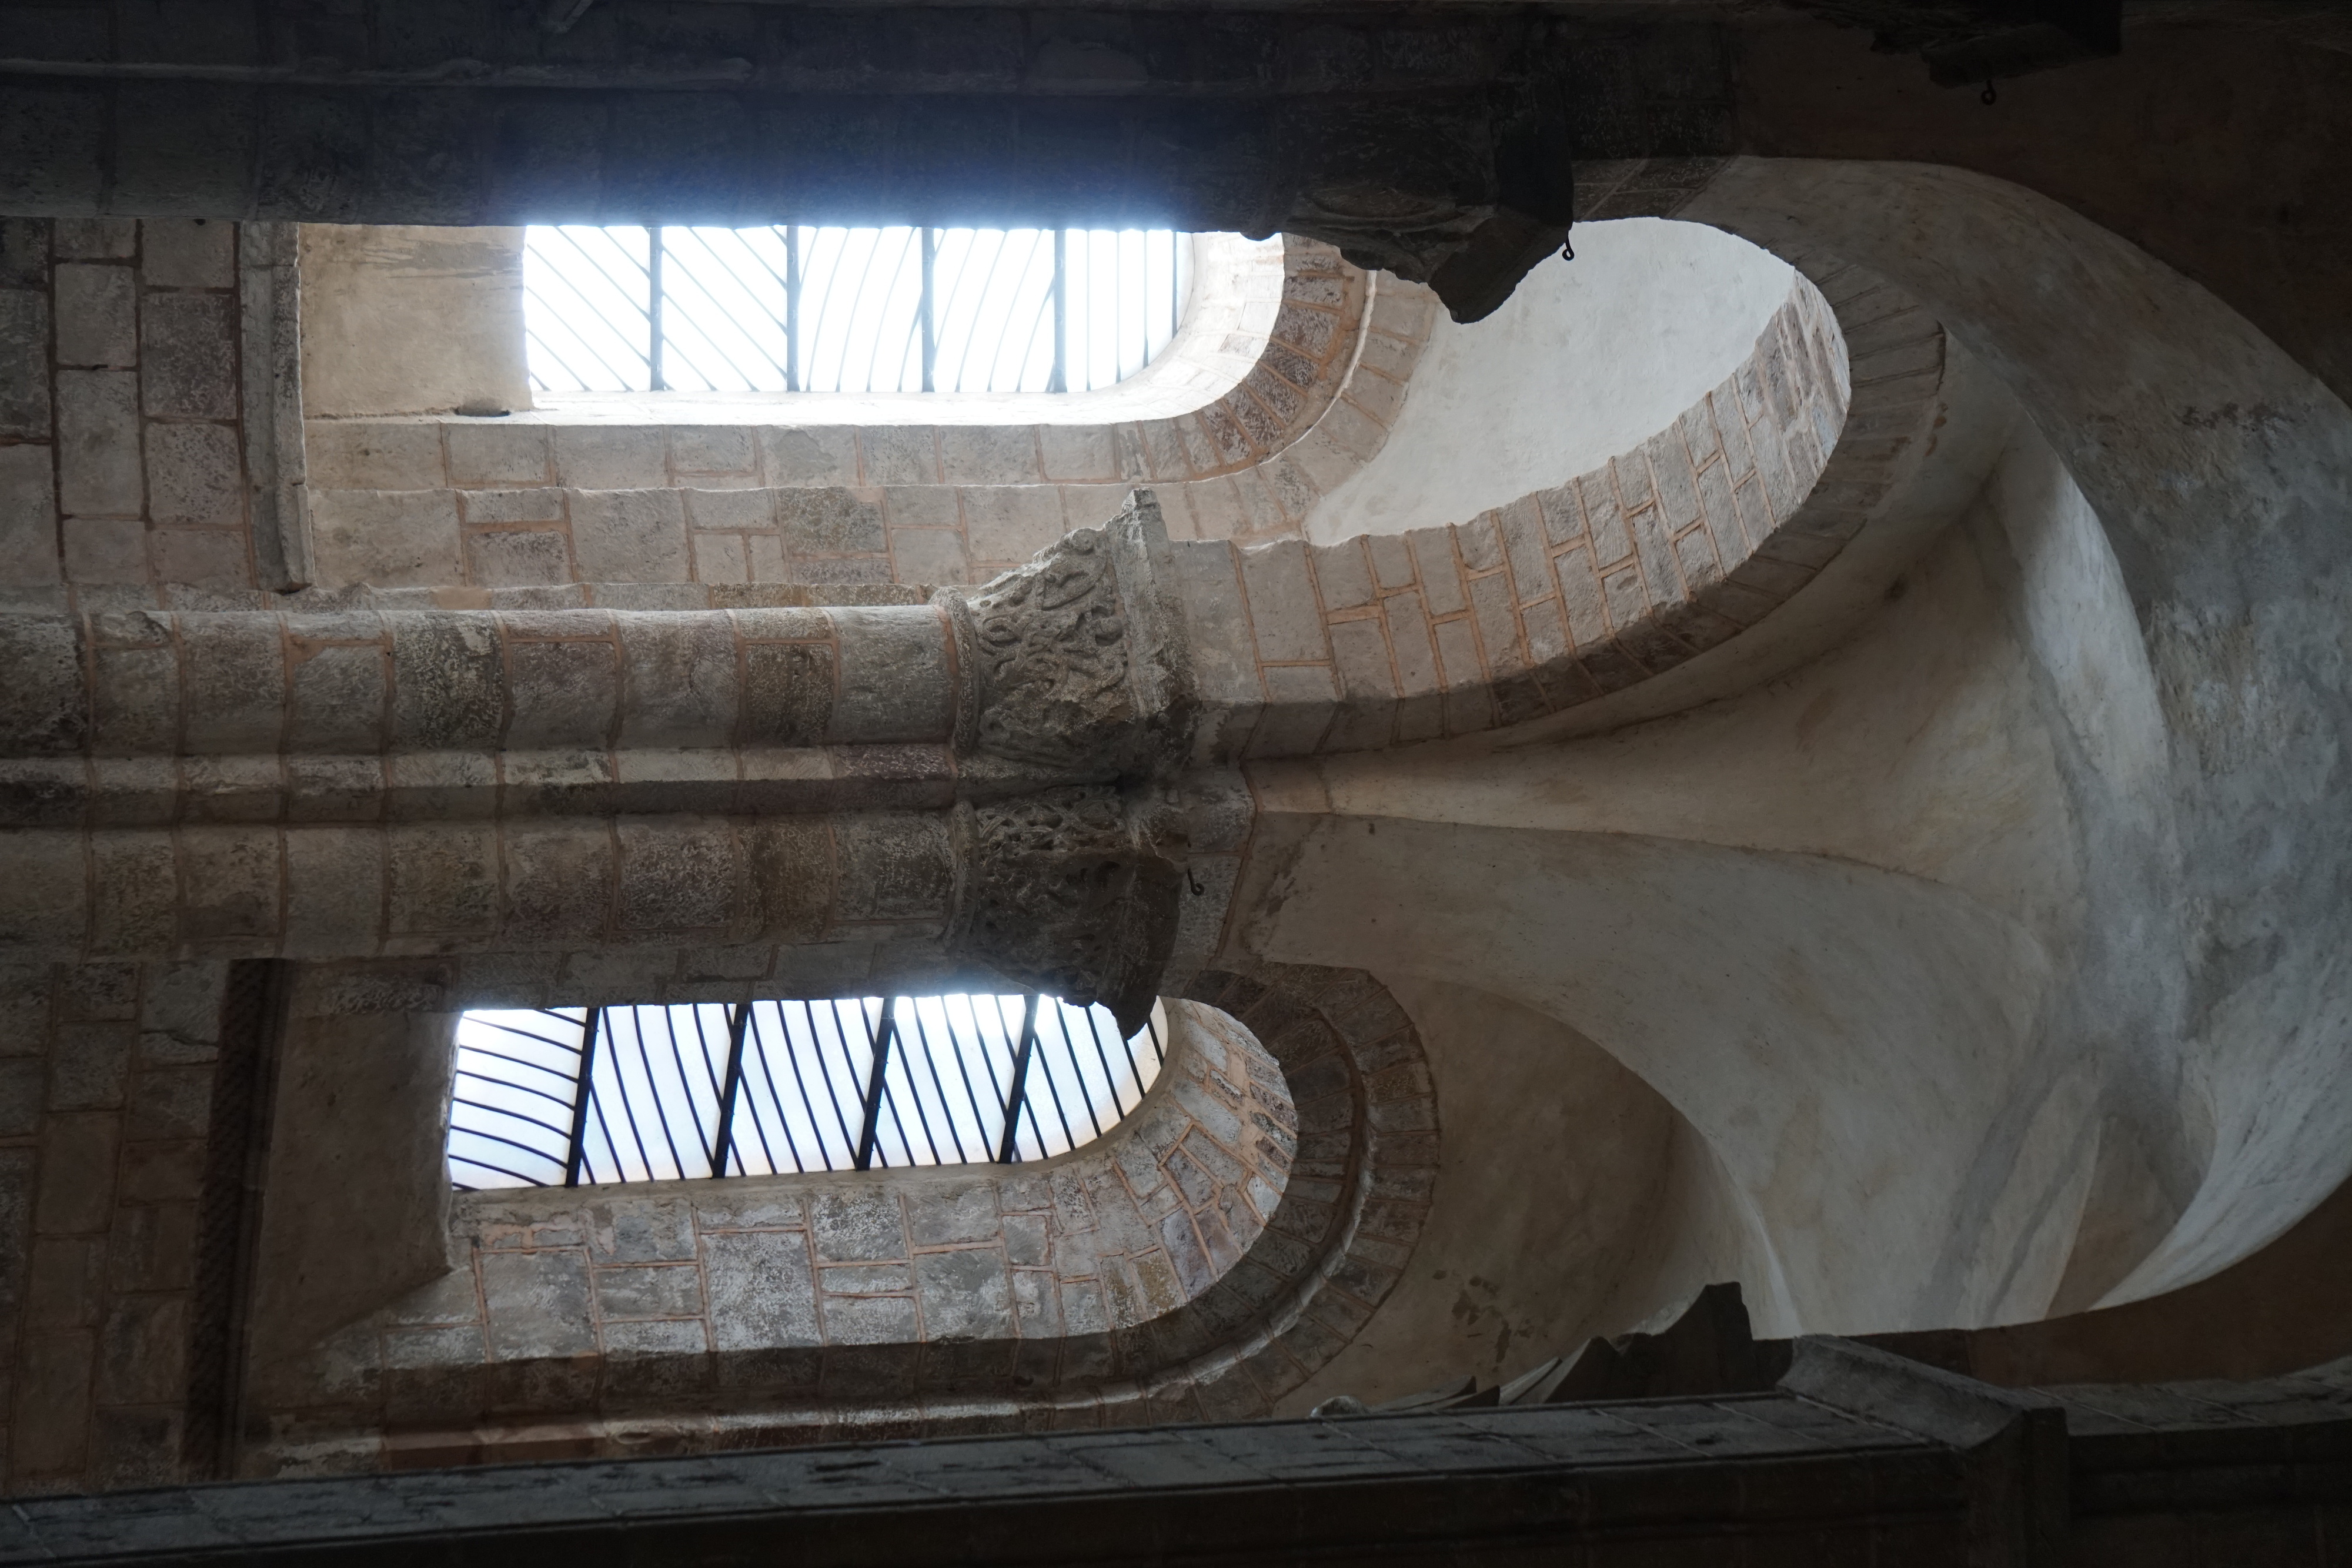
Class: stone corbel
946,784,1186,1035
937,488,1195,791
928,492,1247,1022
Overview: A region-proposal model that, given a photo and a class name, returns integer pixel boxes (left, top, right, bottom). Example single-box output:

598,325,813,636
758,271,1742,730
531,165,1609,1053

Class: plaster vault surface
2,176,2350,1495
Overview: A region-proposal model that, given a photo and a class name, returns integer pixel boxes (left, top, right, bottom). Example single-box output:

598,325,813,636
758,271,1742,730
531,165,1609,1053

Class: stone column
0,493,1223,1029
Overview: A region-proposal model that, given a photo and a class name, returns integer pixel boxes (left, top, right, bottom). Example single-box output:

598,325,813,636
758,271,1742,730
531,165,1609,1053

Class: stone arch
298,235,1431,597
1204,157,2352,1365
238,966,1432,1472
1668,158,2352,1309
1172,252,1950,755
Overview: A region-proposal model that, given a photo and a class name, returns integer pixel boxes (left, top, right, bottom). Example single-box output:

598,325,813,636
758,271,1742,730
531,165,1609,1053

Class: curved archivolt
243,971,1435,1472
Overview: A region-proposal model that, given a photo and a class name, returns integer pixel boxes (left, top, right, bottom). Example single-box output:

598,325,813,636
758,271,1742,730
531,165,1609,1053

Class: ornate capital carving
949,785,1184,1034
940,490,1191,785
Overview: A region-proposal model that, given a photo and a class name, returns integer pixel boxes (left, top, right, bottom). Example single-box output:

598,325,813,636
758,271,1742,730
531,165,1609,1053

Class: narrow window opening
523,226,1192,396
446,995,1169,1191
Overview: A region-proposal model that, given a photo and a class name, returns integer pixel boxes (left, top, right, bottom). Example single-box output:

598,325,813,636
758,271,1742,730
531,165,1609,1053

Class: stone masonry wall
224,961,1438,1483
240,1001,1298,1474
0,219,268,617
0,960,232,1496
292,236,1420,597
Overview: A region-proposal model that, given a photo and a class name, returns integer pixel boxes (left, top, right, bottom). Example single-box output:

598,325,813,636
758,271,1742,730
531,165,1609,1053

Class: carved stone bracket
937,489,1194,790
928,491,1221,1024
947,785,1185,1034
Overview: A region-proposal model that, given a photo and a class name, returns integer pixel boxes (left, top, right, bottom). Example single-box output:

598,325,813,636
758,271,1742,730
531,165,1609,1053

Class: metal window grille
524,226,1190,396
445,995,1168,1191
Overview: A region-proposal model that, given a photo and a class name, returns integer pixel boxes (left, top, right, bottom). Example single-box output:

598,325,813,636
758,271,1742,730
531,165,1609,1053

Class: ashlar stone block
0,443,61,589
480,1248,596,1361
466,527,573,587
310,490,463,589
53,263,137,367
593,1263,706,1322
138,219,235,288
758,426,856,486
888,526,969,586
570,488,690,583
56,369,144,517
446,421,551,486
813,1188,907,1265
703,1228,820,1351
778,488,885,556
145,420,244,527
916,1247,1014,1341
139,291,236,419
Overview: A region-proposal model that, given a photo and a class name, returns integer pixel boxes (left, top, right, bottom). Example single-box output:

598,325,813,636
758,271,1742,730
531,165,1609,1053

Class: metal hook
1561,233,1576,262
1186,867,1205,895
1982,79,1997,105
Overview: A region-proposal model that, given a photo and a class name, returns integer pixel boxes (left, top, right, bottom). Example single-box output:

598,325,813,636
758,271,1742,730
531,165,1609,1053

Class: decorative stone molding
235,970,1434,1475
956,521,1148,773
940,489,1194,784
0,493,1219,1019
949,788,1182,1035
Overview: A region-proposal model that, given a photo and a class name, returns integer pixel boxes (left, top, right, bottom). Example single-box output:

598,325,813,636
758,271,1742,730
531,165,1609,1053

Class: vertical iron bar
1116,1006,1145,1085
782,1000,842,1168
1050,229,1068,393
786,226,800,393
710,1003,751,1178
744,1007,805,1174
941,997,995,1162
644,1009,693,1179
854,997,897,1171
1081,1007,1127,1119
995,994,1041,1164
1035,1004,1080,1155
647,225,666,391
733,1006,782,1176
919,228,937,393
563,1008,603,1188
606,1010,660,1181
816,999,865,1162
903,1004,964,1164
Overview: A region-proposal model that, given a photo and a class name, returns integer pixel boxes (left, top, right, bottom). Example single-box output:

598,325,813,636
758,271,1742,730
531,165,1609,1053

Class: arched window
446,995,1167,1190
523,226,1191,396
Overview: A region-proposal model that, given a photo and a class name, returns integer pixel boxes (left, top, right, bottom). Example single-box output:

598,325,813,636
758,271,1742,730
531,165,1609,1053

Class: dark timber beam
0,6,1734,320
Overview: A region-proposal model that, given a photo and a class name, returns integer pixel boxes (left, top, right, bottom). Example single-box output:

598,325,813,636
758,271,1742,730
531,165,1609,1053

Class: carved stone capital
948,785,1184,1034
938,489,1191,786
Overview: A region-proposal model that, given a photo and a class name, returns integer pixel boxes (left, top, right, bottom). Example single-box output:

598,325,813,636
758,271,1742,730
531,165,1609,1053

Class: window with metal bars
446,995,1167,1191
523,226,1191,396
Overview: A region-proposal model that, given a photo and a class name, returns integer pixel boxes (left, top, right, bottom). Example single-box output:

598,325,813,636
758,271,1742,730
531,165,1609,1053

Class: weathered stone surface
812,1191,905,1265
946,497,1188,778
138,291,236,419
703,1229,821,1351
55,369,143,516
0,287,51,442
52,262,135,367
916,1247,1014,1341
951,787,1182,1034
480,1249,596,1361
145,421,244,527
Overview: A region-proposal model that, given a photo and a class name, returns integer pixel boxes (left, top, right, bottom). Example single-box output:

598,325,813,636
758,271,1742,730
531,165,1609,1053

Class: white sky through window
523,225,1190,395
447,995,1170,1191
